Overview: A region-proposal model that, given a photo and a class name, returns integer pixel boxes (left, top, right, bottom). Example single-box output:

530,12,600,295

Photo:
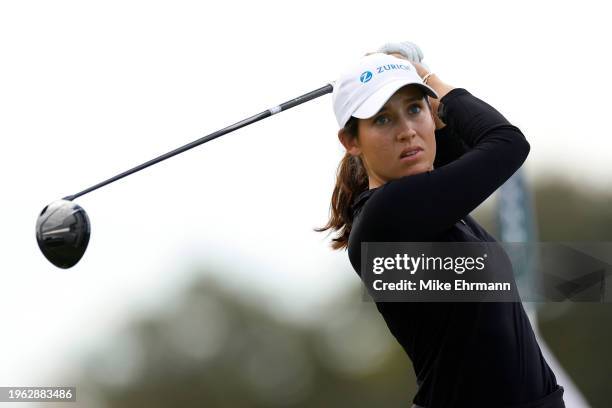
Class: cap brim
352,80,439,120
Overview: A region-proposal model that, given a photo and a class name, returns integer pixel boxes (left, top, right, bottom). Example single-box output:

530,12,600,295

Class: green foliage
531,178,612,408
75,278,417,407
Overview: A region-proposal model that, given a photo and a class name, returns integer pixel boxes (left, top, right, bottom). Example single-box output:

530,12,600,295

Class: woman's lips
400,148,423,162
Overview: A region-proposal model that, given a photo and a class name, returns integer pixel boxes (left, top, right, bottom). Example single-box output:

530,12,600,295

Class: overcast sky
1,0,610,394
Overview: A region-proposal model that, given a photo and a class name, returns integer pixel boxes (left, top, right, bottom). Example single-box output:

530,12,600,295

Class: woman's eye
409,104,422,114
374,115,390,125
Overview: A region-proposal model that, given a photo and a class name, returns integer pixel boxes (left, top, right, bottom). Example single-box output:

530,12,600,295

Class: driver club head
36,199,91,269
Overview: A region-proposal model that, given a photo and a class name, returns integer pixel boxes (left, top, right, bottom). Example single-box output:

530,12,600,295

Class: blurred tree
531,179,612,408
72,277,417,407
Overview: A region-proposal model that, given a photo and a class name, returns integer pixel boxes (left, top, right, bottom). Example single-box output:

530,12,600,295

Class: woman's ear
338,128,361,156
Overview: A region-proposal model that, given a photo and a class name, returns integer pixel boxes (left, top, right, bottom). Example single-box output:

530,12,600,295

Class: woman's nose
396,117,417,141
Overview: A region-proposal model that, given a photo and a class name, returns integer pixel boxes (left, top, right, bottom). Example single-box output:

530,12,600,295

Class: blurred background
1,0,610,407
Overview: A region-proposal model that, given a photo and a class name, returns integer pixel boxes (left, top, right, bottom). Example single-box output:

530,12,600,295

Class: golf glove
377,41,431,72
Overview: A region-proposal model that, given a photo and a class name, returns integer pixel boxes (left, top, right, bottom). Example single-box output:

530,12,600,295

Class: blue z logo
360,71,373,83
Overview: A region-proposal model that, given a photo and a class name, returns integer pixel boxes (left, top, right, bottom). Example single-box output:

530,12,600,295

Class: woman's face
339,85,437,189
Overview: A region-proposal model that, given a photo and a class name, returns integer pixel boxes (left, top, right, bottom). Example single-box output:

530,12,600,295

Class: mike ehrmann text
372,279,512,291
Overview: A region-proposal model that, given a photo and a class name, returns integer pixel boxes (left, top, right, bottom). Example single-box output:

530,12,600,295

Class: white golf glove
377,41,431,72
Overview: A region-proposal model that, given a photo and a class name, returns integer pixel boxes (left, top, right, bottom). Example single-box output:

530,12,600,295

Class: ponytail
315,117,369,250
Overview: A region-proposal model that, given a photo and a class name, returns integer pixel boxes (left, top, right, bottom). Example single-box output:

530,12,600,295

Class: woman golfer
318,51,566,407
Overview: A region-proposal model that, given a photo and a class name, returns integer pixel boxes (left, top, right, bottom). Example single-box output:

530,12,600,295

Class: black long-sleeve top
347,89,565,407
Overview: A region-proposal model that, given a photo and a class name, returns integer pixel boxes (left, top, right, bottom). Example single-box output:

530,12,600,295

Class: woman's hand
388,52,430,78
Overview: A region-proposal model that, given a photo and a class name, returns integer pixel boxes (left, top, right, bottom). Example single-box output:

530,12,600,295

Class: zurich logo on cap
360,71,373,83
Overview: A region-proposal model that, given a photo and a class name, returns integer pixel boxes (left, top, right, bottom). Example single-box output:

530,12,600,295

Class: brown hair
314,116,368,250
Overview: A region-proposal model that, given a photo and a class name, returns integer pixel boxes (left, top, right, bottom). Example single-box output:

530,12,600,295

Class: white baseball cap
332,53,438,128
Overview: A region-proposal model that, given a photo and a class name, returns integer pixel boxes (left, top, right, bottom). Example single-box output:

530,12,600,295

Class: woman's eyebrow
402,96,423,103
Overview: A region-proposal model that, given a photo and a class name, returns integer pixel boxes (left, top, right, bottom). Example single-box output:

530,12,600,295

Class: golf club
36,83,334,269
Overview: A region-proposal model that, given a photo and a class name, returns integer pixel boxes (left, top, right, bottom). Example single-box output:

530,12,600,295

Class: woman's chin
399,163,430,177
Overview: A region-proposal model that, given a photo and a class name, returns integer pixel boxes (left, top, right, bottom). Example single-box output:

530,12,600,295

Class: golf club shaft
63,83,334,201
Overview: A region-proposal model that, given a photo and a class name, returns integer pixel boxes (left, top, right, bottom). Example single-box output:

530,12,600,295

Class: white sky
1,0,610,397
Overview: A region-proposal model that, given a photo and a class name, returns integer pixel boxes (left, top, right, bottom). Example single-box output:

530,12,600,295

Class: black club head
36,200,91,269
